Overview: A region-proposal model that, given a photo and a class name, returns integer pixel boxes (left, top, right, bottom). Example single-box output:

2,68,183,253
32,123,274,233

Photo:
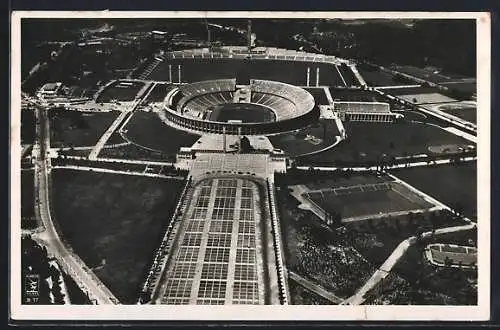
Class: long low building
331,101,402,123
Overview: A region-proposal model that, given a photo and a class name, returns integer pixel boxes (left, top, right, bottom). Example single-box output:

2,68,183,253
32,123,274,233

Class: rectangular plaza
157,178,266,305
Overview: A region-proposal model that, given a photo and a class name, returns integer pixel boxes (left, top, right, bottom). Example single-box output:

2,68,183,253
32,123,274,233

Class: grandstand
332,102,400,123
424,243,477,269
163,79,318,135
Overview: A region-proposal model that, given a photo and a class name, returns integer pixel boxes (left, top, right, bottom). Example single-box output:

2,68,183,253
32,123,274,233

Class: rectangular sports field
305,181,433,220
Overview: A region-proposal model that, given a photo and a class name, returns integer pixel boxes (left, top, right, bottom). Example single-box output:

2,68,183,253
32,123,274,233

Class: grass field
122,111,200,154
208,103,276,123
149,58,346,86
95,81,145,103
390,162,477,219
306,182,432,220
51,169,185,304
357,68,408,87
302,172,394,191
329,88,388,103
49,110,119,148
144,83,175,103
300,121,472,165
269,119,340,157
21,169,37,229
440,107,477,124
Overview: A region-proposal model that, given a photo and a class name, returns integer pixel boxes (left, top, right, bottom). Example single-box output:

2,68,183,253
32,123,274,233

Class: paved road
52,165,184,180
296,156,476,173
32,105,118,304
288,271,343,304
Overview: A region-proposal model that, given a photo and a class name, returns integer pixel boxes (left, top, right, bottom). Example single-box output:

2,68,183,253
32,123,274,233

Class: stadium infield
208,103,276,123
51,169,185,303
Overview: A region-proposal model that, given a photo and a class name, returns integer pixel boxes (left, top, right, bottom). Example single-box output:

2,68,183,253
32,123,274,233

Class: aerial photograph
17,16,479,308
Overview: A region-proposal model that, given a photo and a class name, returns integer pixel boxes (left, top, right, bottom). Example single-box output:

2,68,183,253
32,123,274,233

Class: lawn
51,169,185,303
268,119,339,157
123,111,200,154
21,169,37,229
299,120,472,165
390,162,477,219
149,58,346,86
357,68,407,87
49,109,119,148
440,107,477,124
95,81,145,103
329,88,388,103
144,83,175,103
304,88,329,105
306,182,432,220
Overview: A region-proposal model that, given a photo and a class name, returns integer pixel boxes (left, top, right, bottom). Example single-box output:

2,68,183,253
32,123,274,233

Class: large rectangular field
49,109,120,148
51,169,185,303
300,121,472,165
390,162,477,219
305,182,433,220
148,58,346,87
329,88,388,103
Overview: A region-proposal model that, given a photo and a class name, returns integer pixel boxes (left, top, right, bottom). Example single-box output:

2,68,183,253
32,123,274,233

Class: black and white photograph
9,11,491,321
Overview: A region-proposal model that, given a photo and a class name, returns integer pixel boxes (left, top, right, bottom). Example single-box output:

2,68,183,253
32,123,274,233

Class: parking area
159,178,265,305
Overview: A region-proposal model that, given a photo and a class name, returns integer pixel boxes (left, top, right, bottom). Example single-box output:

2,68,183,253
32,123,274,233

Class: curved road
32,105,118,304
